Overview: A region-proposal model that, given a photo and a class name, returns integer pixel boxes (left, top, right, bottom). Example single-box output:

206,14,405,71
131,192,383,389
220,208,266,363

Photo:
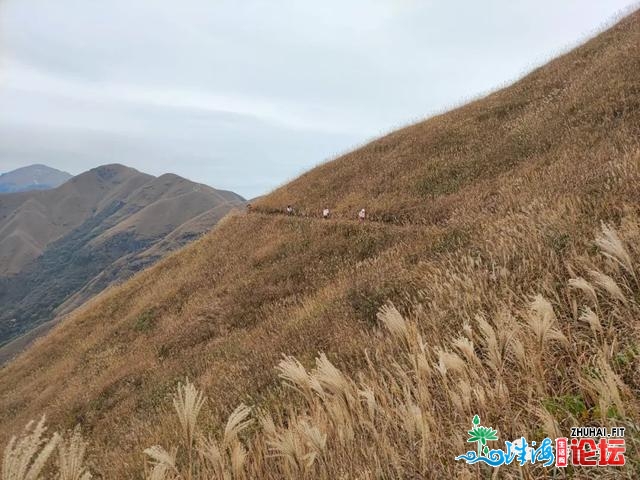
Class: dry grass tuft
376,303,408,340
223,404,253,447
1,417,59,480
579,306,603,336
173,379,206,448
57,426,92,480
2,418,92,480
528,295,569,348
569,276,599,305
596,222,634,276
589,270,629,305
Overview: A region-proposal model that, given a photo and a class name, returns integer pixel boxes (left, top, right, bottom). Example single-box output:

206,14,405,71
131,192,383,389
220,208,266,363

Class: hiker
286,205,293,215
358,208,366,222
323,207,330,219
246,203,252,212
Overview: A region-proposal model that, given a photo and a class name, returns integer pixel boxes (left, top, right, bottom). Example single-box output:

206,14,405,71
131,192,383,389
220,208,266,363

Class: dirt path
245,206,435,229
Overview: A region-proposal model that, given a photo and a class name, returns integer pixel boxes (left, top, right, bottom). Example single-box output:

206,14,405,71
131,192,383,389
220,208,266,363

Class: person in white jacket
323,207,330,219
358,208,366,221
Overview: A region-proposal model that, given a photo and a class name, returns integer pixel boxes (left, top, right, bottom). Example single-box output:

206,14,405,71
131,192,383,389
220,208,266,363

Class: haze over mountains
0,163,244,355
0,164,71,193
0,10,638,479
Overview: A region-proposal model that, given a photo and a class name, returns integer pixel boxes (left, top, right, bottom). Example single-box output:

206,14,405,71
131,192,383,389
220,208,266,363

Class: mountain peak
0,164,72,193
91,163,141,178
67,164,148,188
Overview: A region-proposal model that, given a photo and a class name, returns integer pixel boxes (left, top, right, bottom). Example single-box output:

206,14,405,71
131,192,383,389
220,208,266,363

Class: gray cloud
0,0,637,197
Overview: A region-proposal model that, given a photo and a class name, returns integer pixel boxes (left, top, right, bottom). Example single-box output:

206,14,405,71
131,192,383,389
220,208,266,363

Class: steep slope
0,164,72,193
258,12,639,225
0,11,639,479
0,165,245,349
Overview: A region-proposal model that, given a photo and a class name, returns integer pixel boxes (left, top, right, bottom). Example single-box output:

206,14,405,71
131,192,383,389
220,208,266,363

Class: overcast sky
0,1,637,198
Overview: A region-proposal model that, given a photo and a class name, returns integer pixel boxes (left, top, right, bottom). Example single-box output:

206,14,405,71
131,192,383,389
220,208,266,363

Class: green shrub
133,310,157,332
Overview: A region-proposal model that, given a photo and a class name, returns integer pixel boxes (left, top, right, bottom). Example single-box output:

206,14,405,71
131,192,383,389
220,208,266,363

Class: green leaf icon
466,417,499,456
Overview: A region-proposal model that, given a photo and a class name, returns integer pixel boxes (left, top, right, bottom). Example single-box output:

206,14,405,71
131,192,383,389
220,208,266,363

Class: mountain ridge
0,164,245,351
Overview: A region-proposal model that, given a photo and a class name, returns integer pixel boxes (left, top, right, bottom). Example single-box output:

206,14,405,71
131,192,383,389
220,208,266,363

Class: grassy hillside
258,9,639,226
1,10,639,479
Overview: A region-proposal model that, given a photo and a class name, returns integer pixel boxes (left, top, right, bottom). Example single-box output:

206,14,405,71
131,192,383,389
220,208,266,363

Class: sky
0,1,637,198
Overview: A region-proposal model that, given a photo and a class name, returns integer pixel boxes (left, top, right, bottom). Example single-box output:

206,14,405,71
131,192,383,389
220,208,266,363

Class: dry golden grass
1,9,640,479
2,417,91,480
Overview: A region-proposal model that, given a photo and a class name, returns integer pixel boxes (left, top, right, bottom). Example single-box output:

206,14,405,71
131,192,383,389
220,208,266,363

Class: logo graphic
455,416,625,468
466,415,498,456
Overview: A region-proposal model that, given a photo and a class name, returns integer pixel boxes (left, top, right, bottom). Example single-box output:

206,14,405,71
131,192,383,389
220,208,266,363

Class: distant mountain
0,164,72,193
0,164,244,350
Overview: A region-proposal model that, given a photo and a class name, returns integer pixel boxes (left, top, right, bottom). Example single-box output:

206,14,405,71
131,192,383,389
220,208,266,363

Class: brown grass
1,9,640,479
2,417,91,480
